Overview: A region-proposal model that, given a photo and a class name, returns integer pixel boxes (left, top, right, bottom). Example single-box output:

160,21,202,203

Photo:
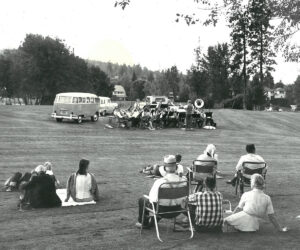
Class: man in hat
136,155,186,228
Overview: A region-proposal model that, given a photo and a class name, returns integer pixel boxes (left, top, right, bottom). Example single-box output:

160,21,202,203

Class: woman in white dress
65,159,100,202
224,174,286,232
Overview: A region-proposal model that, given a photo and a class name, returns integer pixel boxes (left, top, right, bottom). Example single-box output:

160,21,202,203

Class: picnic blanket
56,189,96,207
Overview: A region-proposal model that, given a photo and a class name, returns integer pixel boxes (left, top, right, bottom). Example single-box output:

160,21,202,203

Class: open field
0,106,300,250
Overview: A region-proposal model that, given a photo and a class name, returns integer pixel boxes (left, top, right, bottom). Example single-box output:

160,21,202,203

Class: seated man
158,154,184,177
226,144,266,186
136,155,186,228
23,165,62,208
140,154,184,177
188,176,223,232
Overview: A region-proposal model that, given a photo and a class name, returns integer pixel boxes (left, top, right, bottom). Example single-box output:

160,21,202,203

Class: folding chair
187,160,217,193
140,181,194,242
235,161,267,197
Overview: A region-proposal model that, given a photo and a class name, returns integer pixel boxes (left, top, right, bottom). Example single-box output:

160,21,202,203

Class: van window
90,97,94,103
58,96,72,103
78,97,82,103
72,97,78,103
82,98,86,103
86,97,90,103
108,99,111,103
95,98,100,104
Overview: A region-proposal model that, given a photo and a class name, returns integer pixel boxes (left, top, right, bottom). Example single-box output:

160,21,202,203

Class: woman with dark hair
65,159,100,202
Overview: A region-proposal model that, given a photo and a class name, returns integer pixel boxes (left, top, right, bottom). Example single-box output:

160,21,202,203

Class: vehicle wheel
91,114,98,122
77,116,83,124
56,118,63,122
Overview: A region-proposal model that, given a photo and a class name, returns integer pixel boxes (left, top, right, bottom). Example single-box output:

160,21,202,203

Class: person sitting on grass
187,176,223,233
136,155,186,228
65,159,100,202
223,174,287,232
23,165,61,209
18,172,32,210
44,161,60,188
226,144,266,186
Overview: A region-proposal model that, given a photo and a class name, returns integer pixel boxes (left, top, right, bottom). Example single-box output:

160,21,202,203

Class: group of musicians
113,99,209,130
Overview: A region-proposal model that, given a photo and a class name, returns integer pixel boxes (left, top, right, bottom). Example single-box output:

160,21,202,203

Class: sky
0,0,299,84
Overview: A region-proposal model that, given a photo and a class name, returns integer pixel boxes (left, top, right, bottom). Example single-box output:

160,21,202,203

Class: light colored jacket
66,172,100,202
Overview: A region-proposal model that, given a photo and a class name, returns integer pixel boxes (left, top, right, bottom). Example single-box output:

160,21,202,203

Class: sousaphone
194,98,204,109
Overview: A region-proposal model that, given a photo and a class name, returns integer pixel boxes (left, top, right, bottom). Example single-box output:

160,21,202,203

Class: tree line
0,34,113,104
0,32,300,108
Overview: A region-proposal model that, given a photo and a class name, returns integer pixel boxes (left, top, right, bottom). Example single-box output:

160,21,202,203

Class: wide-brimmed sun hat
164,155,176,165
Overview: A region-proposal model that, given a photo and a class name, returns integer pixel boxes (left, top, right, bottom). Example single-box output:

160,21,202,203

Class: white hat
163,155,176,164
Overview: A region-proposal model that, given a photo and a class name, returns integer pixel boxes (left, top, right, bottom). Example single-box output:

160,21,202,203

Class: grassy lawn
0,106,300,249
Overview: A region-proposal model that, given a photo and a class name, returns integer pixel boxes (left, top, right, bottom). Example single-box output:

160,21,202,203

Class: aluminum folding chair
187,160,217,193
140,181,194,242
235,161,267,197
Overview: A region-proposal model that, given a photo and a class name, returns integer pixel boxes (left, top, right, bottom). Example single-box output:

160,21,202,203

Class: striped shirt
189,191,223,227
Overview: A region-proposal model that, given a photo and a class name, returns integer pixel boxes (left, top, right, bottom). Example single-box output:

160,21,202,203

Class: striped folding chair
140,181,193,242
235,161,267,197
187,160,217,193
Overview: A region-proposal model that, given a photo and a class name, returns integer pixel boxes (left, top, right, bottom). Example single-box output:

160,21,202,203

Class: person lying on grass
139,154,184,178
136,155,187,229
223,174,287,232
4,172,22,192
65,159,100,202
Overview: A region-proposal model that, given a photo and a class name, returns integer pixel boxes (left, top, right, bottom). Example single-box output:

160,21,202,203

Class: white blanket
56,189,96,207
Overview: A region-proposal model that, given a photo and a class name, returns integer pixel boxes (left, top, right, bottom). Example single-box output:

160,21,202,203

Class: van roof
98,96,111,99
56,92,98,98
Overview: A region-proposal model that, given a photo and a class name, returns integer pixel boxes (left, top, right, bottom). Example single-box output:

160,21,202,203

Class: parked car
99,96,118,116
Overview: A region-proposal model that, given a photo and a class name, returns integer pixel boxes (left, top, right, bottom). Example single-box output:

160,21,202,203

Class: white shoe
135,222,142,228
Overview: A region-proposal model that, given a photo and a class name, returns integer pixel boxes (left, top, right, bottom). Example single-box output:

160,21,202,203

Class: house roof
114,85,126,92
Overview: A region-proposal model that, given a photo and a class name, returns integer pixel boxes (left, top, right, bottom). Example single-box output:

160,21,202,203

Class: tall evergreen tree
248,0,276,84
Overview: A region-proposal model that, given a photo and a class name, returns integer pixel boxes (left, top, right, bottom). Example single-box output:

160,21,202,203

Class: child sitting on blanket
44,161,60,188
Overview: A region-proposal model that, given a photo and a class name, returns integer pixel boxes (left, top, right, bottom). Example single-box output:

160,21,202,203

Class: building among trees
112,85,127,100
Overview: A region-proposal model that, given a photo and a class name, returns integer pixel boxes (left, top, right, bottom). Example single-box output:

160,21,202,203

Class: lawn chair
235,161,267,197
187,160,217,193
140,181,193,242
